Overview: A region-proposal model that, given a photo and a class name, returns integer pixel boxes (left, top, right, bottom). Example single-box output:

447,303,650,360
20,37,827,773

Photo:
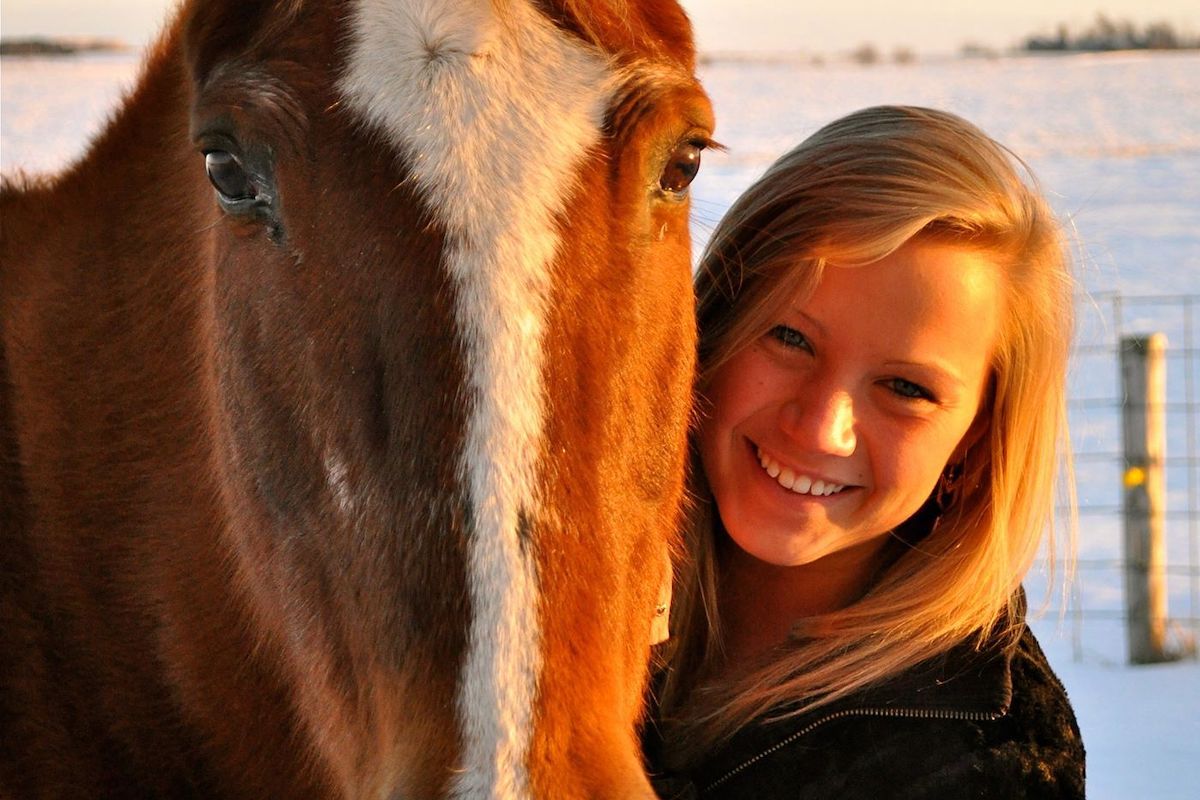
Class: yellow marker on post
1123,466,1147,489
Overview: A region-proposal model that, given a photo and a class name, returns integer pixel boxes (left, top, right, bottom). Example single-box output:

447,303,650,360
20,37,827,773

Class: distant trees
1023,15,1199,52
850,43,880,65
848,43,917,66
0,38,129,56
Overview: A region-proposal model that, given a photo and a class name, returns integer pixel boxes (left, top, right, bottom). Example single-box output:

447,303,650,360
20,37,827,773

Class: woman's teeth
756,447,845,496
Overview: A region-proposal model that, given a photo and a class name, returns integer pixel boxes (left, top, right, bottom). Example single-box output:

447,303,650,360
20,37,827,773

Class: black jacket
644,624,1085,799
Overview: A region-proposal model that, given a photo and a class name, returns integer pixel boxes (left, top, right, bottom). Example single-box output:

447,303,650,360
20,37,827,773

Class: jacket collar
657,621,1022,799
846,625,1014,716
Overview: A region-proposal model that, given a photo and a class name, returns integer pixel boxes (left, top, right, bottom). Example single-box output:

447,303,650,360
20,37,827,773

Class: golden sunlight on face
699,239,1002,570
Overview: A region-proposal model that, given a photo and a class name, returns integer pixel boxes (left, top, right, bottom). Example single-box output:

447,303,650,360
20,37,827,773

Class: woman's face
699,239,1002,570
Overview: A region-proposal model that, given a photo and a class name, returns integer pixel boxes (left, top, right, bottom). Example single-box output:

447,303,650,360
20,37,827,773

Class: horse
0,1,714,796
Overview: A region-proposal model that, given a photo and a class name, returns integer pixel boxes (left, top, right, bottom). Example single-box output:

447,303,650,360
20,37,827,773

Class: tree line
1023,15,1199,52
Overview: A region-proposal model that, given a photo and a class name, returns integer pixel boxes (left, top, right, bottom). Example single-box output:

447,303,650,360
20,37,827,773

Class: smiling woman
645,106,1084,799
700,242,1000,587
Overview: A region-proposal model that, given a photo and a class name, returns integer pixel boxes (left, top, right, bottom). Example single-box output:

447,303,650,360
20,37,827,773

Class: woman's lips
754,444,852,497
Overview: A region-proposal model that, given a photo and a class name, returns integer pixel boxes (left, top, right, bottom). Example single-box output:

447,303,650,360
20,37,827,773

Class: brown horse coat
0,0,713,797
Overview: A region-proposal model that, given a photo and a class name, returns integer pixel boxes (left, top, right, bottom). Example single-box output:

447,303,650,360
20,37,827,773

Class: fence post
1121,333,1169,664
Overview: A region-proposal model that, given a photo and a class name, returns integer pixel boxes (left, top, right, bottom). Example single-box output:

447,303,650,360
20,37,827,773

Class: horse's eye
659,141,703,195
205,151,256,202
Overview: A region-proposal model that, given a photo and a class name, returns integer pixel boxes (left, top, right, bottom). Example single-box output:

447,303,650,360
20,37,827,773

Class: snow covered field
4,49,1199,798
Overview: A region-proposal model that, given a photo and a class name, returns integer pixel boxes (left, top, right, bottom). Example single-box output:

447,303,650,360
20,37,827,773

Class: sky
1,0,1199,55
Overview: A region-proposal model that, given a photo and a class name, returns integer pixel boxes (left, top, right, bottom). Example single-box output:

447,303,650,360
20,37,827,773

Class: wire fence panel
1031,293,1200,663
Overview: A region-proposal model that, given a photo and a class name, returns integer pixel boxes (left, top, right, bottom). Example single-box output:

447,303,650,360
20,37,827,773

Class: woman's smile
753,442,852,497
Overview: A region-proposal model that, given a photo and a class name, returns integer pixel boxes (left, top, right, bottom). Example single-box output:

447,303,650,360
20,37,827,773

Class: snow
1,52,143,177
1036,625,1200,798
3,48,1199,798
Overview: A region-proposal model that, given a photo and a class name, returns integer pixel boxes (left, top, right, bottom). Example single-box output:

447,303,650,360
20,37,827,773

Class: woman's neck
715,533,892,680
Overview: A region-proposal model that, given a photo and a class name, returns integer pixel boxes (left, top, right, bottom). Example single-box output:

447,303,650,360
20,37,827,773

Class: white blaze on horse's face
339,0,613,796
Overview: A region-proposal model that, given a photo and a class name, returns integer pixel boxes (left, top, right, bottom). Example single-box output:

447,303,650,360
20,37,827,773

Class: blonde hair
659,106,1074,762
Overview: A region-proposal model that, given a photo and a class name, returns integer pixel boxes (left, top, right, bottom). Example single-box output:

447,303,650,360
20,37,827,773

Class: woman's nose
780,388,857,457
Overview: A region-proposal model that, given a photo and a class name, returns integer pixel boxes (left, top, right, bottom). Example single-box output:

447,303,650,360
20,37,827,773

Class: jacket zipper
702,705,1005,795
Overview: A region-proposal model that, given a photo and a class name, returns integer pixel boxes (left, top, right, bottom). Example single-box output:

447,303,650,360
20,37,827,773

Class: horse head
1,0,712,797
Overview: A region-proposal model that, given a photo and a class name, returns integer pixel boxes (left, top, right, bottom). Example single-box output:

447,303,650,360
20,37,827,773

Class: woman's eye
768,325,811,351
205,151,257,202
886,378,935,402
658,140,704,195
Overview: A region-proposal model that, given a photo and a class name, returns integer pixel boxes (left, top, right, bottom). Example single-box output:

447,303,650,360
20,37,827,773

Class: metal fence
1035,293,1200,663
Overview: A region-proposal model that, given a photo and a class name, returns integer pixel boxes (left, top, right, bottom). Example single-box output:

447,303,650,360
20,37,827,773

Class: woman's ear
954,405,991,466
954,372,996,463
